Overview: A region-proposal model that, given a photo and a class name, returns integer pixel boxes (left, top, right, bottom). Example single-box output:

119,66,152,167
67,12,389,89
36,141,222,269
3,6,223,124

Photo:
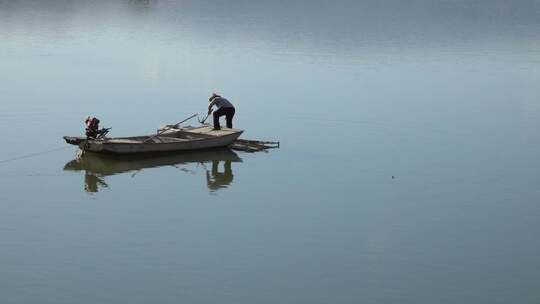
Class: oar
143,113,197,143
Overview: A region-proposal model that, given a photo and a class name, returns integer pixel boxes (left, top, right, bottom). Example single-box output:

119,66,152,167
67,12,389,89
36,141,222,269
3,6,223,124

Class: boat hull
64,127,243,155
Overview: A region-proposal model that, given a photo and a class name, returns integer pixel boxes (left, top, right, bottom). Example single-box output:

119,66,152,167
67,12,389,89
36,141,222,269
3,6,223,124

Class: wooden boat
63,126,243,154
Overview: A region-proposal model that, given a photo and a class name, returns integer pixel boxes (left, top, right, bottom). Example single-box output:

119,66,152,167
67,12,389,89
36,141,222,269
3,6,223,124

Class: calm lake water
1,1,540,303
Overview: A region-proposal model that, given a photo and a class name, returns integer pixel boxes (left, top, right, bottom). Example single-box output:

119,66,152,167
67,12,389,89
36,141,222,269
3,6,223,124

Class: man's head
85,116,91,123
209,92,220,102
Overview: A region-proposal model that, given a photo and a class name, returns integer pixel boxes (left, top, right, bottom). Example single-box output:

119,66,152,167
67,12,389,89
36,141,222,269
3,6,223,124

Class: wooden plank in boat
153,137,188,143
184,126,240,136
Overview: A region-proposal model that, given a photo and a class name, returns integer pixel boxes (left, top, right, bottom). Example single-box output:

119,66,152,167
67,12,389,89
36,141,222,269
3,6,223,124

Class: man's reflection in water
205,160,234,192
84,172,108,193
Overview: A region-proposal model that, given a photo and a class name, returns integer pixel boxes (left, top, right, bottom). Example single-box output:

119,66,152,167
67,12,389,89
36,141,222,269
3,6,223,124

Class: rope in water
0,146,70,165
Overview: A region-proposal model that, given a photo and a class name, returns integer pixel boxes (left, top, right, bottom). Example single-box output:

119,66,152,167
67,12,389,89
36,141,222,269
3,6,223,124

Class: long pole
143,113,198,143
198,111,212,124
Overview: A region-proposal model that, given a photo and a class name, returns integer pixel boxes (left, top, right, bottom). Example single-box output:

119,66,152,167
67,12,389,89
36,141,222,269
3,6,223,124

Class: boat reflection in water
63,148,242,193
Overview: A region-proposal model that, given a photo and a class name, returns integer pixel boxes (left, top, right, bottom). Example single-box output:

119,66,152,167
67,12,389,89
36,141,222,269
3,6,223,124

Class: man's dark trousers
213,107,235,129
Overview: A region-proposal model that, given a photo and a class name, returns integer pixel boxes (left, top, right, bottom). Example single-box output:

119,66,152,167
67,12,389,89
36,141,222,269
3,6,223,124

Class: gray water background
1,1,540,303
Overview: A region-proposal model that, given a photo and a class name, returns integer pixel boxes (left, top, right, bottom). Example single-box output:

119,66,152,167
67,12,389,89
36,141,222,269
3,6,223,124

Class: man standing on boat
208,93,235,130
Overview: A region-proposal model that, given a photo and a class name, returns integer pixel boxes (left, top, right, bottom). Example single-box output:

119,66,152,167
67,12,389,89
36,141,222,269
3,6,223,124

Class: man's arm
208,100,216,114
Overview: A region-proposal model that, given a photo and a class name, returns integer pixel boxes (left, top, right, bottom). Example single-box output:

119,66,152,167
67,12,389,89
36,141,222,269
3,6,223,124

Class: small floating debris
230,139,280,152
